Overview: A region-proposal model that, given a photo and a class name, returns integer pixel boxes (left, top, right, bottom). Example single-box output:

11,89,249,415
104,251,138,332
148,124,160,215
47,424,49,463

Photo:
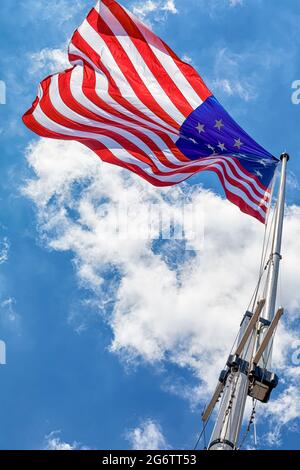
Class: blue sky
1,0,300,450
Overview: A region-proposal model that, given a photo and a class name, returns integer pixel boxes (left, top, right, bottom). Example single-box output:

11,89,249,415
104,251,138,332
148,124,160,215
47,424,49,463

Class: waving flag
23,0,278,223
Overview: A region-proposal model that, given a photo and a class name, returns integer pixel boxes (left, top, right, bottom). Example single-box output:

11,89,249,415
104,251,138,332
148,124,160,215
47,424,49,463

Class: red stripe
121,0,212,103
85,133,266,224
204,165,266,222
233,157,269,193
27,82,269,213
37,79,198,179
97,146,266,224
225,158,269,202
39,90,172,176
163,42,212,103
100,0,194,117
79,66,190,163
85,11,181,130
27,75,269,212
70,31,178,135
23,110,172,186
23,107,265,223
58,72,185,169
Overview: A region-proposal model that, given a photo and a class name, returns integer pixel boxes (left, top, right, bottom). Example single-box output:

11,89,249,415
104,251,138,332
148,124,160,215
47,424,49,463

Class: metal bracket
201,382,225,423
234,299,265,357
252,307,284,365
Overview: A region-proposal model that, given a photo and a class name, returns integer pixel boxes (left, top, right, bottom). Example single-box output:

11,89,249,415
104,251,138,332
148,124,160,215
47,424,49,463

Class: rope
238,398,258,450
193,414,211,450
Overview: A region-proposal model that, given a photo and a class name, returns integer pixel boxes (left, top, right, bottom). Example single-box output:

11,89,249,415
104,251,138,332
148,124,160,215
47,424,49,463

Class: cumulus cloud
127,419,169,450
23,138,300,426
21,0,85,26
130,0,178,27
44,431,88,450
29,47,70,76
211,48,257,101
23,7,300,441
262,386,300,447
210,44,290,102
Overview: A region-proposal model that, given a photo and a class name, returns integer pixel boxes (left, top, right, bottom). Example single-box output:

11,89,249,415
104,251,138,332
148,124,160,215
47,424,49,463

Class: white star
255,170,263,178
217,142,226,152
196,123,205,134
259,159,268,167
234,138,243,149
214,119,224,131
189,138,197,144
206,144,215,152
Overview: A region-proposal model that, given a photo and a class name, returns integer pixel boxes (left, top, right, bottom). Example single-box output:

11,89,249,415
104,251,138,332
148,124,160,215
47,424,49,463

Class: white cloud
211,48,257,101
23,12,300,437
21,0,85,26
210,44,291,102
229,0,243,6
1,298,18,323
29,47,70,76
261,386,300,447
127,419,169,450
286,170,300,191
182,54,194,65
130,0,178,26
23,139,300,414
0,237,9,264
44,431,88,450
17,0,300,448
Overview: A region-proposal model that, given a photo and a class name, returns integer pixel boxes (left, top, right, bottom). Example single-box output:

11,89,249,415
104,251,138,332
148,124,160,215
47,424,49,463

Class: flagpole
205,152,289,451
261,152,289,366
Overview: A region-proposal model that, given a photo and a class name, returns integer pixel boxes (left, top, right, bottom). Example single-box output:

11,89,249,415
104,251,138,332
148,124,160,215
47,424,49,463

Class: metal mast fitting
206,153,289,451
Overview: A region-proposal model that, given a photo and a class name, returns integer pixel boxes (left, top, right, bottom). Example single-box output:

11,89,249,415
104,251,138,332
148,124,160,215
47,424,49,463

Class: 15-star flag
22,0,279,223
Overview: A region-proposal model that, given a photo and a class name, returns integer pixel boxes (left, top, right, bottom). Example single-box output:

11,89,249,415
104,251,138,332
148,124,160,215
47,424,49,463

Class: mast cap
280,152,290,161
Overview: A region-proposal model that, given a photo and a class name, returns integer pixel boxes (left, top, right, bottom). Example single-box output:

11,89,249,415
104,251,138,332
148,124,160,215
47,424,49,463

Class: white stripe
230,158,270,200
123,6,203,109
60,68,268,204
71,12,267,203
33,100,267,216
70,69,184,166
42,75,268,208
69,36,176,136
223,159,268,205
70,65,179,145
69,46,178,137
207,162,267,217
77,19,181,131
103,144,267,217
33,99,267,217
49,75,182,174
100,4,187,122
33,102,194,183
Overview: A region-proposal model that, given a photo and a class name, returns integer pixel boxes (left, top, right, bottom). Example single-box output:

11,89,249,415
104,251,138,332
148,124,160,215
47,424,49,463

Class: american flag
23,0,278,223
